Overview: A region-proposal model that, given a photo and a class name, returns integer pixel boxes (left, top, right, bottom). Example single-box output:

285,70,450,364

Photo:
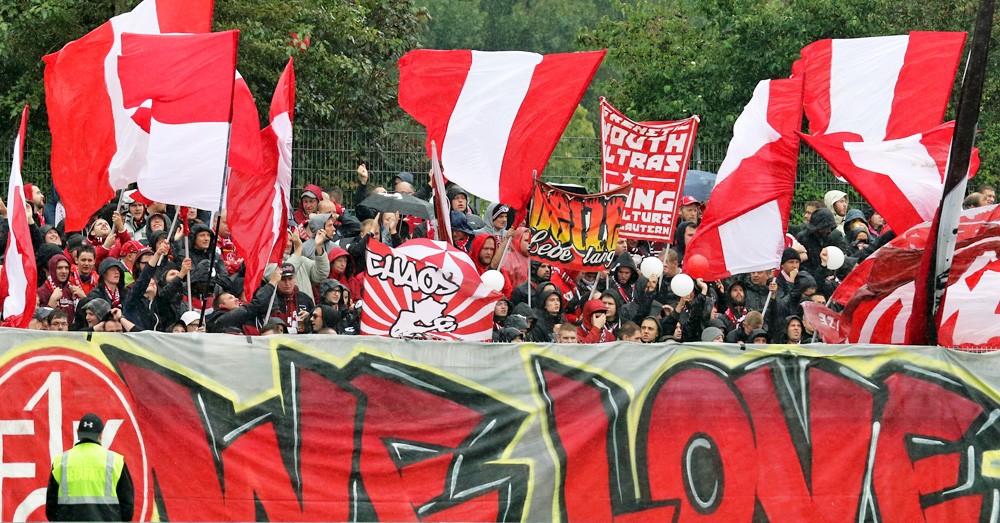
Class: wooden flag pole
429,141,453,246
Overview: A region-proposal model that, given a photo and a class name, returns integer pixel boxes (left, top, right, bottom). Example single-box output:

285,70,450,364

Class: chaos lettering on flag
361,239,498,341
600,98,699,242
527,180,628,271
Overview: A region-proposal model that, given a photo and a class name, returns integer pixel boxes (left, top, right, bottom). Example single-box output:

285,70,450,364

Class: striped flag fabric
792,31,966,142
1,106,37,328
42,0,213,230
117,30,239,211
683,78,803,279
398,49,605,210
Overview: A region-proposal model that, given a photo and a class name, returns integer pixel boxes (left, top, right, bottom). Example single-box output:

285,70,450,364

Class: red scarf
104,284,121,308
725,306,746,329
69,267,98,295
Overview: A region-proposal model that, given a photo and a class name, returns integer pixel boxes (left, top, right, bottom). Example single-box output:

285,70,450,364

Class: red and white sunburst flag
683,78,803,279
117,30,239,211
43,0,213,230
1,106,37,328
792,31,966,142
361,239,500,341
229,58,295,299
398,49,605,211
835,205,1000,348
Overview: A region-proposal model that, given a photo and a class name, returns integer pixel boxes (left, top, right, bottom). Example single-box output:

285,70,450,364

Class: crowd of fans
3,168,996,345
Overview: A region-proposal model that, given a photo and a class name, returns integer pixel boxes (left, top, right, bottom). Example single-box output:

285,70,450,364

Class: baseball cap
180,310,201,326
680,196,700,206
121,240,144,256
280,263,296,277
301,189,318,199
77,413,104,440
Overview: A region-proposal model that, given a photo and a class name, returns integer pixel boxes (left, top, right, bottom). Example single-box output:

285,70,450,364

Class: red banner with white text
600,98,699,242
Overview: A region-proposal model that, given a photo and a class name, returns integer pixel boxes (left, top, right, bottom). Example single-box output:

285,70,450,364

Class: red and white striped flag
683,78,803,279
42,0,213,230
1,106,37,328
229,58,294,299
792,31,966,142
801,122,980,233
117,30,239,211
398,49,604,210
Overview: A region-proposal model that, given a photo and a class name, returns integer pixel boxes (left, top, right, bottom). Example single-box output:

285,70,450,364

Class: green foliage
544,105,601,191
214,0,429,130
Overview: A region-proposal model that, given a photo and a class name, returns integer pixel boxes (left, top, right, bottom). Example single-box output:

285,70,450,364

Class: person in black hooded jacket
510,260,551,308
795,208,847,275
87,258,128,309
673,221,697,267
533,288,565,342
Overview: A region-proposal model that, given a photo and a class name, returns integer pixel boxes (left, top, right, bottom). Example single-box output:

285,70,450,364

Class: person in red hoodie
327,246,362,302
293,185,323,225
469,234,497,275
37,254,78,323
577,299,615,344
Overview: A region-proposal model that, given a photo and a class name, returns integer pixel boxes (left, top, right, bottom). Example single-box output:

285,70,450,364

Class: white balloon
825,246,845,271
481,270,505,292
639,257,664,279
670,273,694,297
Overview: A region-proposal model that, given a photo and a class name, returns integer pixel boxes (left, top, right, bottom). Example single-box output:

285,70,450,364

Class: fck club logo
0,349,149,522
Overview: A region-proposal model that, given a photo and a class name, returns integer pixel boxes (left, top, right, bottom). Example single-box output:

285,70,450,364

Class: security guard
45,413,134,521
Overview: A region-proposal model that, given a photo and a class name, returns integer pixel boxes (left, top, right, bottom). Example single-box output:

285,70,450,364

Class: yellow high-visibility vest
51,442,125,506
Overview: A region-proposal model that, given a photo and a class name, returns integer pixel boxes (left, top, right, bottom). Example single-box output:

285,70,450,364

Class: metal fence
1,129,856,218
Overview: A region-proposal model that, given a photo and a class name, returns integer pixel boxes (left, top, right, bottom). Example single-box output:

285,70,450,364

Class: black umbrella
359,192,434,220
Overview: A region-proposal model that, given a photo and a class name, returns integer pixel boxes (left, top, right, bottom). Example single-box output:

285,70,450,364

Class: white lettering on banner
600,99,699,242
0,420,35,518
366,251,461,296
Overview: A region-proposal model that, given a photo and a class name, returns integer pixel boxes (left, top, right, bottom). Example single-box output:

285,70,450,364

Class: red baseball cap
121,240,144,255
680,196,700,206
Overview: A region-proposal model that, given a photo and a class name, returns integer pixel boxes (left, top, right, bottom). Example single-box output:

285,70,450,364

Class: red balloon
686,254,709,279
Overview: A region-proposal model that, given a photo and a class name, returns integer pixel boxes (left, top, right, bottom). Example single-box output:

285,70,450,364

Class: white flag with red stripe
118,31,239,211
1,106,37,328
801,122,980,233
398,49,605,210
229,58,294,299
361,239,500,341
792,31,966,142
43,0,213,230
683,79,803,279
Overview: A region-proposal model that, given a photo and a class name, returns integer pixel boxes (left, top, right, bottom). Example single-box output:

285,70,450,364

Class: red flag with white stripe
1,106,37,328
398,49,605,210
229,58,294,299
43,0,213,231
118,30,239,211
683,78,803,279
792,31,966,142
801,122,980,234
361,239,499,341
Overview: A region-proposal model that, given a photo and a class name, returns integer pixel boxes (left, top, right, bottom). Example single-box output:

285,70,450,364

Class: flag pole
115,185,129,216
915,0,994,345
198,33,241,327
184,235,193,312
429,140,453,246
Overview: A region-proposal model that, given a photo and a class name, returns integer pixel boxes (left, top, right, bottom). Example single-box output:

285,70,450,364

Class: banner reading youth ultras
600,98,699,242
528,180,628,271
361,239,499,341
